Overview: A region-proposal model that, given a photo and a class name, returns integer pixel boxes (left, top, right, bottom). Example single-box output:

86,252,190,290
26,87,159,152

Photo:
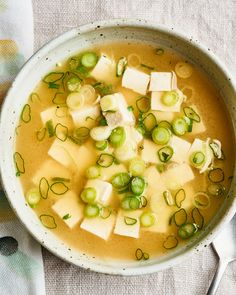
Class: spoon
207,214,236,295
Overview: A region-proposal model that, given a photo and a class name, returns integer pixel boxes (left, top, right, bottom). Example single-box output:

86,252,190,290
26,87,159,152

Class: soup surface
15,42,234,261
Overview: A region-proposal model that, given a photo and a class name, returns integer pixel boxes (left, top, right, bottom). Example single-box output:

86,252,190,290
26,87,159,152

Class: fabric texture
0,1,45,294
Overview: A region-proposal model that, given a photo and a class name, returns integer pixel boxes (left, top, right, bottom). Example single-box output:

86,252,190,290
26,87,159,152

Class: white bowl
1,19,236,275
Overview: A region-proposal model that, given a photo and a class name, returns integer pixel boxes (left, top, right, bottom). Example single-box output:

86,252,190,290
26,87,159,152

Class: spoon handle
207,258,229,295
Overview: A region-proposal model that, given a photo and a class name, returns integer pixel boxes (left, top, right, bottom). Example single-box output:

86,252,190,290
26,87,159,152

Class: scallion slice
193,192,210,209
191,207,204,230
81,52,98,68
209,141,224,160
40,214,57,229
208,168,224,183
158,146,173,163
96,153,114,167
80,187,97,203
52,92,66,105
152,126,171,145
175,189,186,208
184,116,193,132
130,177,145,195
84,204,99,218
143,113,157,133
111,173,131,189
50,182,68,195
36,128,47,141
26,188,40,207
66,92,85,110
121,196,140,210
190,151,205,167
55,123,68,142
100,206,112,219
140,212,155,227
183,107,200,122
135,248,144,260
67,76,81,92
46,120,54,137
21,104,31,123
161,91,179,106
172,208,187,226
140,63,154,70
155,48,164,55
63,214,71,220
172,117,188,136
86,165,101,179
43,72,64,84
163,190,175,206
116,57,127,77
13,152,25,176
30,92,40,103
109,127,126,147
136,96,150,113
39,177,49,199
207,183,225,196
124,216,137,225
51,177,70,182
75,127,90,139
178,223,197,239
140,196,148,208
129,158,145,176
158,120,172,130
163,235,178,249
95,140,108,151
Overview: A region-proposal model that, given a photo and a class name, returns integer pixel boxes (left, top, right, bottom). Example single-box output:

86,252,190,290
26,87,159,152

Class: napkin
0,1,45,294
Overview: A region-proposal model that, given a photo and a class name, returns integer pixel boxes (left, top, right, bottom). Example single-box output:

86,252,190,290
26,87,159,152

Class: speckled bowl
1,19,236,275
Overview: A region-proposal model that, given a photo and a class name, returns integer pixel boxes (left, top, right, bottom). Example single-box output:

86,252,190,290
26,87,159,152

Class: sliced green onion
52,92,66,105
131,177,145,195
178,223,197,239
207,183,225,196
81,52,98,68
152,126,171,145
135,248,144,260
158,121,172,130
140,196,148,208
51,177,70,182
95,140,108,151
63,213,71,220
75,127,90,138
36,128,46,141
21,104,31,123
111,173,131,189
143,252,149,260
140,212,155,227
129,158,146,176
55,123,68,142
116,57,127,77
193,192,210,209
136,97,150,113
67,76,81,92
183,116,193,132
30,92,40,103
127,105,134,112
94,82,113,96
143,113,157,133
172,118,188,136
140,63,154,70
209,141,224,160
163,235,178,249
26,188,40,207
84,204,99,218
76,65,89,77
15,125,21,136
13,152,25,176
86,166,101,179
96,153,114,167
100,206,112,219
39,177,49,199
50,182,68,195
190,151,205,167
124,216,137,225
155,48,164,55
208,168,224,183
39,214,57,229
80,187,97,203
66,92,84,110
183,107,200,122
163,190,175,206
46,120,54,137
161,91,179,106
173,208,187,226
69,57,80,71
175,189,186,208
48,82,60,89
158,146,173,163
109,127,126,147
121,196,140,210
43,72,64,84
156,163,165,173
191,207,204,230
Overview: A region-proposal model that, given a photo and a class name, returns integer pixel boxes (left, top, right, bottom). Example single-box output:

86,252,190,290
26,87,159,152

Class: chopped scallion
50,182,69,195
163,235,178,249
26,188,40,207
191,207,204,230
152,126,171,145
109,127,126,147
136,97,150,113
130,176,145,196
36,128,47,141
183,107,200,122
190,151,205,167
172,208,187,226
163,190,175,206
100,206,112,219
207,183,225,196
96,153,114,167
143,113,157,133
121,196,140,210
178,223,197,239
161,91,179,106
129,158,146,176
81,52,98,68
140,212,155,227
208,168,224,183
46,120,54,137
13,152,25,176
86,165,101,179
111,173,131,189
52,92,66,105
81,187,97,203
21,104,31,123
175,189,186,208
172,117,188,136
124,216,137,225
84,204,99,218
193,192,210,209
158,146,173,163
95,140,108,151
43,72,64,84
55,123,68,142
40,214,57,229
39,177,49,199
116,57,127,77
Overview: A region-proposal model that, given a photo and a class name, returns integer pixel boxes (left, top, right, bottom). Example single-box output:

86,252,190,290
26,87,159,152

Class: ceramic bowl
1,19,236,275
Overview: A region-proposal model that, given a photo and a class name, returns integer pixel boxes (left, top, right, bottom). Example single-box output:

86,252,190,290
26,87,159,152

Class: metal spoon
207,214,236,295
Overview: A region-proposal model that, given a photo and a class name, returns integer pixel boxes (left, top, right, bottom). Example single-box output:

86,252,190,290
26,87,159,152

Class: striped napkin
0,1,45,294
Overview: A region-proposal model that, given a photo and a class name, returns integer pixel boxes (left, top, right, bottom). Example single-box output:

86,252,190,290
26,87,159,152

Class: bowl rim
1,18,236,275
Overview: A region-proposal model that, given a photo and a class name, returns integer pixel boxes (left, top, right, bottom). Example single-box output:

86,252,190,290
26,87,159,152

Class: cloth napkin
0,1,45,294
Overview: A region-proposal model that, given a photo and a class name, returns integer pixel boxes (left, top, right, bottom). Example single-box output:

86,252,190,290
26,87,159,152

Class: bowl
1,19,236,275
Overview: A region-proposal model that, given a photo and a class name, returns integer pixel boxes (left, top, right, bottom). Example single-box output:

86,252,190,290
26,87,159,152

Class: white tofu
85,179,112,205
161,163,195,190
114,210,142,238
52,191,83,229
152,110,175,122
122,67,150,95
125,126,143,146
70,105,100,128
48,138,94,172
80,214,116,240
141,139,160,164
149,72,177,92
103,93,135,127
144,166,166,194
187,138,212,173
90,54,116,84
151,89,184,112
169,135,191,164
40,106,73,129
100,164,127,181
114,141,137,162
32,159,72,185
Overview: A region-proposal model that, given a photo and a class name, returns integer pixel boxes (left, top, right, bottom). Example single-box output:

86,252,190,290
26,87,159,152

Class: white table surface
32,0,236,294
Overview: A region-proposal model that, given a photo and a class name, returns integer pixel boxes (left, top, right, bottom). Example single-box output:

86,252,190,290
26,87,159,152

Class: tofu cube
70,105,100,128
161,163,195,190
144,165,166,194
85,179,112,205
52,191,83,229
114,210,142,238
40,106,73,129
80,214,116,240
90,54,116,84
103,93,135,127
152,110,175,122
141,139,160,164
32,159,72,185
122,67,150,95
151,89,184,112
114,141,137,162
149,72,177,92
169,135,191,164
125,126,143,146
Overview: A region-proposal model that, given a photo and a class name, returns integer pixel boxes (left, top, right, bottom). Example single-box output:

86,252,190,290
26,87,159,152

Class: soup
14,42,234,261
